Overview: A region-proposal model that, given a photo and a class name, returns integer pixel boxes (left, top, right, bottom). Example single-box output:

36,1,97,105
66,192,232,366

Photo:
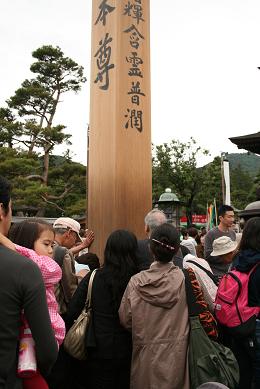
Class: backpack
215,264,260,338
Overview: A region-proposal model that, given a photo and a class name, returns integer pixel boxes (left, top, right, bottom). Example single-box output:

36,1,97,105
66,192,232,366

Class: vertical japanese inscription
123,1,145,24
123,0,146,133
95,0,115,26
94,1,115,91
123,25,144,50
94,33,114,90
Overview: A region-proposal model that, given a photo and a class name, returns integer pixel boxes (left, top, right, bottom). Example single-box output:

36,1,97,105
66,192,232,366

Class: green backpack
183,270,240,389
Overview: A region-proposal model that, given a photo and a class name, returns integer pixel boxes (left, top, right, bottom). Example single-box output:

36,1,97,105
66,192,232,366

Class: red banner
180,215,207,224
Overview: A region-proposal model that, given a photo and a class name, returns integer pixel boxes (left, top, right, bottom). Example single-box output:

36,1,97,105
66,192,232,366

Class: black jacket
66,269,132,360
0,246,58,389
135,239,152,271
232,249,260,306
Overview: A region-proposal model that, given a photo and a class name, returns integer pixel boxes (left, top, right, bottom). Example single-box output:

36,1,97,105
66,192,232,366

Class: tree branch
40,195,64,212
26,175,45,182
43,185,73,200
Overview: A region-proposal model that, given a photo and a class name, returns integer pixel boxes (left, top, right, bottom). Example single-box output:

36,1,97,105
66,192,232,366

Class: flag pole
221,153,225,204
206,202,209,231
214,198,218,226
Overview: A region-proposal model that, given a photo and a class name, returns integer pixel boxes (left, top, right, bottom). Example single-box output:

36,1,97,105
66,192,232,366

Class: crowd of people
1,174,260,389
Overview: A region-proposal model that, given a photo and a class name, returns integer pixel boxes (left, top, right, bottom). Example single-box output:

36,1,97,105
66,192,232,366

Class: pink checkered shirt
15,245,65,345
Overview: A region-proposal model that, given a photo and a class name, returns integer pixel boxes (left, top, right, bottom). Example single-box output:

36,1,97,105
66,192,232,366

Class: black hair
187,227,198,238
9,218,54,249
181,227,188,238
150,223,180,263
0,176,11,215
101,229,137,310
239,217,260,252
195,234,201,245
76,252,100,270
218,204,234,218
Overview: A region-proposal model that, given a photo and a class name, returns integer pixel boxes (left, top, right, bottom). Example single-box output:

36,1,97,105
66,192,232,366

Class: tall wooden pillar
88,0,152,259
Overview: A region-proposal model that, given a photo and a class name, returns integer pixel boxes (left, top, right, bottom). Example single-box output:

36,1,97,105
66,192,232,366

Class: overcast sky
1,0,260,166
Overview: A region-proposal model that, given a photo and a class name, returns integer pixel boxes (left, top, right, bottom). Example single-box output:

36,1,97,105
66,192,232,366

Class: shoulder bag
183,269,239,389
63,269,97,360
185,259,219,286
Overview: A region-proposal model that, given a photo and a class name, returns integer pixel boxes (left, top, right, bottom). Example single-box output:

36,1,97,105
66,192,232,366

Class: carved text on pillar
123,0,145,133
93,1,116,91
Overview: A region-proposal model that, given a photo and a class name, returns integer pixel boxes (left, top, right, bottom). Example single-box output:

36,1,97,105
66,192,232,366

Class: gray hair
144,209,167,232
53,227,68,235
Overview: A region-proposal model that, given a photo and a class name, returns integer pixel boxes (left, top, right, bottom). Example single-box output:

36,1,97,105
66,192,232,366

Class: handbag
183,269,240,389
63,269,97,360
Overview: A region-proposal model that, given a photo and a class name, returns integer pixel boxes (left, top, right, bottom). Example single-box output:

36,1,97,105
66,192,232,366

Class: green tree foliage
230,164,254,210
1,45,86,185
153,138,209,225
194,156,223,214
0,45,87,216
153,142,256,224
0,147,39,178
246,168,260,208
0,147,87,217
0,108,23,148
227,152,260,178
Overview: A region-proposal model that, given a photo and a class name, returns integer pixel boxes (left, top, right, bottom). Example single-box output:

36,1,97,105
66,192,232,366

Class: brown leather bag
63,269,97,360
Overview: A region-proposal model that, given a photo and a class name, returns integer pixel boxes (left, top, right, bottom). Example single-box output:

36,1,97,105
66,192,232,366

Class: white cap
53,217,82,241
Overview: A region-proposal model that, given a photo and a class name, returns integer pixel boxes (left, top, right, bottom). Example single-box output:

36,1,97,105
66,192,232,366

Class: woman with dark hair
119,223,190,389
66,229,138,389
230,216,260,389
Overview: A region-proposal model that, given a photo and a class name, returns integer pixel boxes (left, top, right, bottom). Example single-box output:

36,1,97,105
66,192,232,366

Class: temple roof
229,131,260,154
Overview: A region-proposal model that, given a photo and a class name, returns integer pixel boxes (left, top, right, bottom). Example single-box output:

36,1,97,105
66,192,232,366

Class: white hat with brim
211,236,237,257
53,217,82,242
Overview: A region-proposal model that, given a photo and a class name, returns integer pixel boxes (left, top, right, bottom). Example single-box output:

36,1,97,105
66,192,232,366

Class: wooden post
88,0,152,259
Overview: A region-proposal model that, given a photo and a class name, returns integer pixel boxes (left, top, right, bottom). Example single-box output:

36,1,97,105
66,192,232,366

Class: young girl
0,219,65,389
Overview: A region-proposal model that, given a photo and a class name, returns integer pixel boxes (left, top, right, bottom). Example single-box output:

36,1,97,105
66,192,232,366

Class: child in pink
15,244,65,346
0,219,65,389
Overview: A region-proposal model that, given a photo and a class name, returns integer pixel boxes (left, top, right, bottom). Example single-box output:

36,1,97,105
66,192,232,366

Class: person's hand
81,230,95,249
